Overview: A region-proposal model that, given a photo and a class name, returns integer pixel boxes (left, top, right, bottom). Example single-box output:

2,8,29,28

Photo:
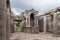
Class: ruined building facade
20,8,60,35
20,9,39,33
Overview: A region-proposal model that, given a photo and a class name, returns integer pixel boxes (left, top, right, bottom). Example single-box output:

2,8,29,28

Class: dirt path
10,32,60,40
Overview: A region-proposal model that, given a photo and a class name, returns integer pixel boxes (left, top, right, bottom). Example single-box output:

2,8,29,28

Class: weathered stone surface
0,0,11,40
0,0,6,40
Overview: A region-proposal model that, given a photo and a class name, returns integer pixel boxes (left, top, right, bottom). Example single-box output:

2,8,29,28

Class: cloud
10,0,60,15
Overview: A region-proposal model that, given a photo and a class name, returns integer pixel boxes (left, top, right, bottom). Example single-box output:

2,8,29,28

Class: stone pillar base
22,27,39,34
31,27,39,34
22,27,31,33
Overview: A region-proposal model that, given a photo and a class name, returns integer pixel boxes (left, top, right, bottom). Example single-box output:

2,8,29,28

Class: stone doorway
30,13,34,27
13,20,22,32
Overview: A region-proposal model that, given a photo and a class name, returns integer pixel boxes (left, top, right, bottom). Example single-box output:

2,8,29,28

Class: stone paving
10,32,20,40
10,32,60,40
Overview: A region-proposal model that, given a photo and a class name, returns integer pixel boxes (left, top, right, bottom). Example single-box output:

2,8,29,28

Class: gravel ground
10,32,60,40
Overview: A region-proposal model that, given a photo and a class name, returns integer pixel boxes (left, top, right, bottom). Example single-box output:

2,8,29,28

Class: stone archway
30,13,34,27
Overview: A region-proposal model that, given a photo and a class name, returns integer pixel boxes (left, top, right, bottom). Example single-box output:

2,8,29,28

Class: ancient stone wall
38,18,43,32
0,0,6,40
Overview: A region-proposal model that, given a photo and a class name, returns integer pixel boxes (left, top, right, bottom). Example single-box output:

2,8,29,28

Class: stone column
26,17,30,27
37,18,38,27
29,16,30,27
26,18,27,27
21,20,23,32
43,16,47,33
0,0,6,40
6,8,10,40
34,16,37,27
53,13,58,37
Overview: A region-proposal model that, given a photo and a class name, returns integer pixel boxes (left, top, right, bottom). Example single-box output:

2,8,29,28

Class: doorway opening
30,13,34,27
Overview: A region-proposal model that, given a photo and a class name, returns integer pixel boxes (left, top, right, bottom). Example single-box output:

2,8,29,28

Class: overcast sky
10,0,60,15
